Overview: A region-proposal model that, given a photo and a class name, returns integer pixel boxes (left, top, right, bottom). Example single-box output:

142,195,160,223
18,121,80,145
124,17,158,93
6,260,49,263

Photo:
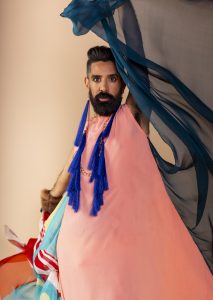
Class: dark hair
87,46,115,74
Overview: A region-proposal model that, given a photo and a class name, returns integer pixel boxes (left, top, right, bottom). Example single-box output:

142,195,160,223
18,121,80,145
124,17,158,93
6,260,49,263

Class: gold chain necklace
80,116,110,177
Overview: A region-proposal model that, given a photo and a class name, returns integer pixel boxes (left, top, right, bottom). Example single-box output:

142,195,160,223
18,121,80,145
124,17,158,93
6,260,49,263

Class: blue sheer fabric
60,0,213,273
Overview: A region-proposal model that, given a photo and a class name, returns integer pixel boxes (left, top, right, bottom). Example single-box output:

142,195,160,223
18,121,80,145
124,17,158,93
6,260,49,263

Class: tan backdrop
0,1,107,258
0,1,173,259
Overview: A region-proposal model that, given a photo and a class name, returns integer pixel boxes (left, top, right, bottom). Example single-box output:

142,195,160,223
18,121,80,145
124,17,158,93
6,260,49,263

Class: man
41,46,148,213
38,46,213,300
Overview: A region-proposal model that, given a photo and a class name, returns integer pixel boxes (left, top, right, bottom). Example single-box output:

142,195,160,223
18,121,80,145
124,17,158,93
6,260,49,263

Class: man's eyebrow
90,73,119,78
108,73,119,76
91,74,101,78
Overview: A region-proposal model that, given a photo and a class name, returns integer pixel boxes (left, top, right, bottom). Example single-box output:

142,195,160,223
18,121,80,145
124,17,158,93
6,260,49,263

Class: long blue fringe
74,100,89,147
67,100,117,216
67,132,86,211
88,112,116,216
67,101,89,212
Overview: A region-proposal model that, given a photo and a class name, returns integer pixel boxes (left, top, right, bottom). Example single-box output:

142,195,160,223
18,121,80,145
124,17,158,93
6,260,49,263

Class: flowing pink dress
57,104,213,300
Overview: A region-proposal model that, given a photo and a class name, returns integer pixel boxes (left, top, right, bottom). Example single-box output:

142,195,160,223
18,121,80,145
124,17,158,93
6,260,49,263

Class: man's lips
98,97,110,102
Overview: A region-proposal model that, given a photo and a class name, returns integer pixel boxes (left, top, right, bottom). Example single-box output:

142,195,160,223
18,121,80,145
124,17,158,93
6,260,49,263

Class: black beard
89,90,122,116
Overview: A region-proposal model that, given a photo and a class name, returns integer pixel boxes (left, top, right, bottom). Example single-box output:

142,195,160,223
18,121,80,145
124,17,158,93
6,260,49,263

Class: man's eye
110,75,117,82
92,76,101,82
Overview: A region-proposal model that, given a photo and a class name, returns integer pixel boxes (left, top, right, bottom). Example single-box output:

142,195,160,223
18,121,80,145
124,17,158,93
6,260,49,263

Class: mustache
95,92,114,101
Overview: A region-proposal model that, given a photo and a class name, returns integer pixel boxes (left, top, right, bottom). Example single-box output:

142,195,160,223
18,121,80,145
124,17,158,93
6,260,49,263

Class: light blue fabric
33,194,68,300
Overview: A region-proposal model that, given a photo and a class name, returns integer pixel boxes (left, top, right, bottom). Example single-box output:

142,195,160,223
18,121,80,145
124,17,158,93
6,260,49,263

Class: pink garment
57,104,213,300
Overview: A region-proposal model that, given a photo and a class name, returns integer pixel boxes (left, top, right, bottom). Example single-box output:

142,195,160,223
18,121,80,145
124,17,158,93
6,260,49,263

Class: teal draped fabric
33,195,68,299
60,0,213,273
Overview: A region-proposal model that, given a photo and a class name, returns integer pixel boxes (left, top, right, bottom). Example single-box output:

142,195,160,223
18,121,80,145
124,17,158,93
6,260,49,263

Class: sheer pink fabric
57,104,213,300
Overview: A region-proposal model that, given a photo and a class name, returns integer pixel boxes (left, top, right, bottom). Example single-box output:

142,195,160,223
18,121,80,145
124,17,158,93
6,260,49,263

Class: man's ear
84,76,89,88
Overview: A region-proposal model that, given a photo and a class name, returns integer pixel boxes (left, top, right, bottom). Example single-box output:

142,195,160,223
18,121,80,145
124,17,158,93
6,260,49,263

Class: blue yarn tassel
89,112,116,216
67,101,89,212
67,100,117,216
67,133,86,211
74,101,89,146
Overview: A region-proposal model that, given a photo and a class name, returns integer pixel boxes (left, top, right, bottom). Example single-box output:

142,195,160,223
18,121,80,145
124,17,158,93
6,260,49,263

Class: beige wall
0,1,173,259
0,1,106,258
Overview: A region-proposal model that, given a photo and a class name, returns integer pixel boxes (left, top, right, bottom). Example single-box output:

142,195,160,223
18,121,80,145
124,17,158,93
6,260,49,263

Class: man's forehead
89,60,118,76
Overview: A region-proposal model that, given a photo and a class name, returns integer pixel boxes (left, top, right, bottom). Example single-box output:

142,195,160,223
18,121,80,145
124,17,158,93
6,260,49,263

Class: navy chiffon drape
60,0,213,273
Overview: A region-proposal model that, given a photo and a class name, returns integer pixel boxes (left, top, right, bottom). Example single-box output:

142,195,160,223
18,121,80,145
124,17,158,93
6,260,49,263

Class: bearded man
38,46,213,300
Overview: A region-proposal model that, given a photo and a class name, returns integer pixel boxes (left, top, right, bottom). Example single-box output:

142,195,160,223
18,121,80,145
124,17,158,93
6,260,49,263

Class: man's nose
99,79,108,92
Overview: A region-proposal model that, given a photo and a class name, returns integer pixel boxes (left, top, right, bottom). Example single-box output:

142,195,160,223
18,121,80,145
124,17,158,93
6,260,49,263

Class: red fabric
0,253,36,298
0,237,37,298
24,238,37,263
